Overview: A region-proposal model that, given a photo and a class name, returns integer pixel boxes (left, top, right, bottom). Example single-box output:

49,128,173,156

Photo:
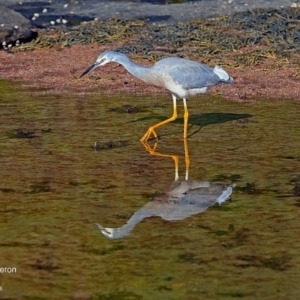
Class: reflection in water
95,139,235,239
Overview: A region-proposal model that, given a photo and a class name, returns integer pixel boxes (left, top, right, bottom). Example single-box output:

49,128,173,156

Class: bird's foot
140,126,158,143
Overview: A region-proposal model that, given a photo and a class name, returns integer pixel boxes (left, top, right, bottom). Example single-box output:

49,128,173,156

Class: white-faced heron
80,51,233,142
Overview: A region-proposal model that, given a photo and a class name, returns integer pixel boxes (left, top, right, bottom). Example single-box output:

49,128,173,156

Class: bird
80,51,233,142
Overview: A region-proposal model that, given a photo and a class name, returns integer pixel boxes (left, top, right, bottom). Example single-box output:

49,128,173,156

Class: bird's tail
213,65,233,84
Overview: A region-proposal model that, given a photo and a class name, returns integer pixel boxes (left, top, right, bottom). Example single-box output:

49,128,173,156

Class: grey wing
168,60,221,90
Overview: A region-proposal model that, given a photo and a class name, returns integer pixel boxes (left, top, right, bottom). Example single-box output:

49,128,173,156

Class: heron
80,51,233,142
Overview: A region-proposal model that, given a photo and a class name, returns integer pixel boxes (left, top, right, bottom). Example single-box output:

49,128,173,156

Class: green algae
0,80,300,299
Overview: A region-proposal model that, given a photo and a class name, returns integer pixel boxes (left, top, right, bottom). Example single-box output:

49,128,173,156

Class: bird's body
80,51,233,142
131,57,219,97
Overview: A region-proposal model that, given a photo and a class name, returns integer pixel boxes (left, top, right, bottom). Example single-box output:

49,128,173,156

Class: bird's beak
79,61,100,78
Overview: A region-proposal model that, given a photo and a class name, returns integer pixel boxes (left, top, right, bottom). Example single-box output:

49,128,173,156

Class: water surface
0,80,299,299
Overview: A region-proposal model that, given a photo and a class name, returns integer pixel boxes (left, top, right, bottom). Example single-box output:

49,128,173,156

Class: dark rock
0,0,298,28
0,4,35,48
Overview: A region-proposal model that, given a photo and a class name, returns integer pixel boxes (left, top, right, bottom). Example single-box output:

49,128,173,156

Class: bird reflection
94,139,235,239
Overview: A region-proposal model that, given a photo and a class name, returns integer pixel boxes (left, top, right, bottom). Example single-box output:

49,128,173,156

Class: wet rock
0,5,35,48
94,140,128,151
110,104,140,113
292,182,300,196
7,129,36,139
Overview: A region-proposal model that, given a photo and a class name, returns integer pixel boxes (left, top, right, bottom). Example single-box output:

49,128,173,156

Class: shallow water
0,80,300,299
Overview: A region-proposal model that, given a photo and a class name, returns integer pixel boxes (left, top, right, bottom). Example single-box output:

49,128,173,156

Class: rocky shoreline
1,1,300,102
1,0,300,47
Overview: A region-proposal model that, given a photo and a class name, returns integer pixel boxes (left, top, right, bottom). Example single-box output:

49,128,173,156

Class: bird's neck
118,57,155,84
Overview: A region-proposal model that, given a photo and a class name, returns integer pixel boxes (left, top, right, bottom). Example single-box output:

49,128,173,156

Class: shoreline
1,6,300,102
1,43,299,102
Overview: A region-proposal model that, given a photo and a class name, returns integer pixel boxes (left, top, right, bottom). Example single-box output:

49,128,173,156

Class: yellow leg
183,98,189,140
140,95,178,142
183,137,190,180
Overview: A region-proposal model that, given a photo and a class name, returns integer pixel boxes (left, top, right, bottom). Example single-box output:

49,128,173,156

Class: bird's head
79,51,126,78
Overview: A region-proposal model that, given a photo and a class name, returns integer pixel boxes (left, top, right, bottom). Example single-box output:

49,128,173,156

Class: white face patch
97,57,107,66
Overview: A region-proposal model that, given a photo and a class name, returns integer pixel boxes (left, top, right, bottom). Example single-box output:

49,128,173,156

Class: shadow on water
132,112,252,138
95,139,236,239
